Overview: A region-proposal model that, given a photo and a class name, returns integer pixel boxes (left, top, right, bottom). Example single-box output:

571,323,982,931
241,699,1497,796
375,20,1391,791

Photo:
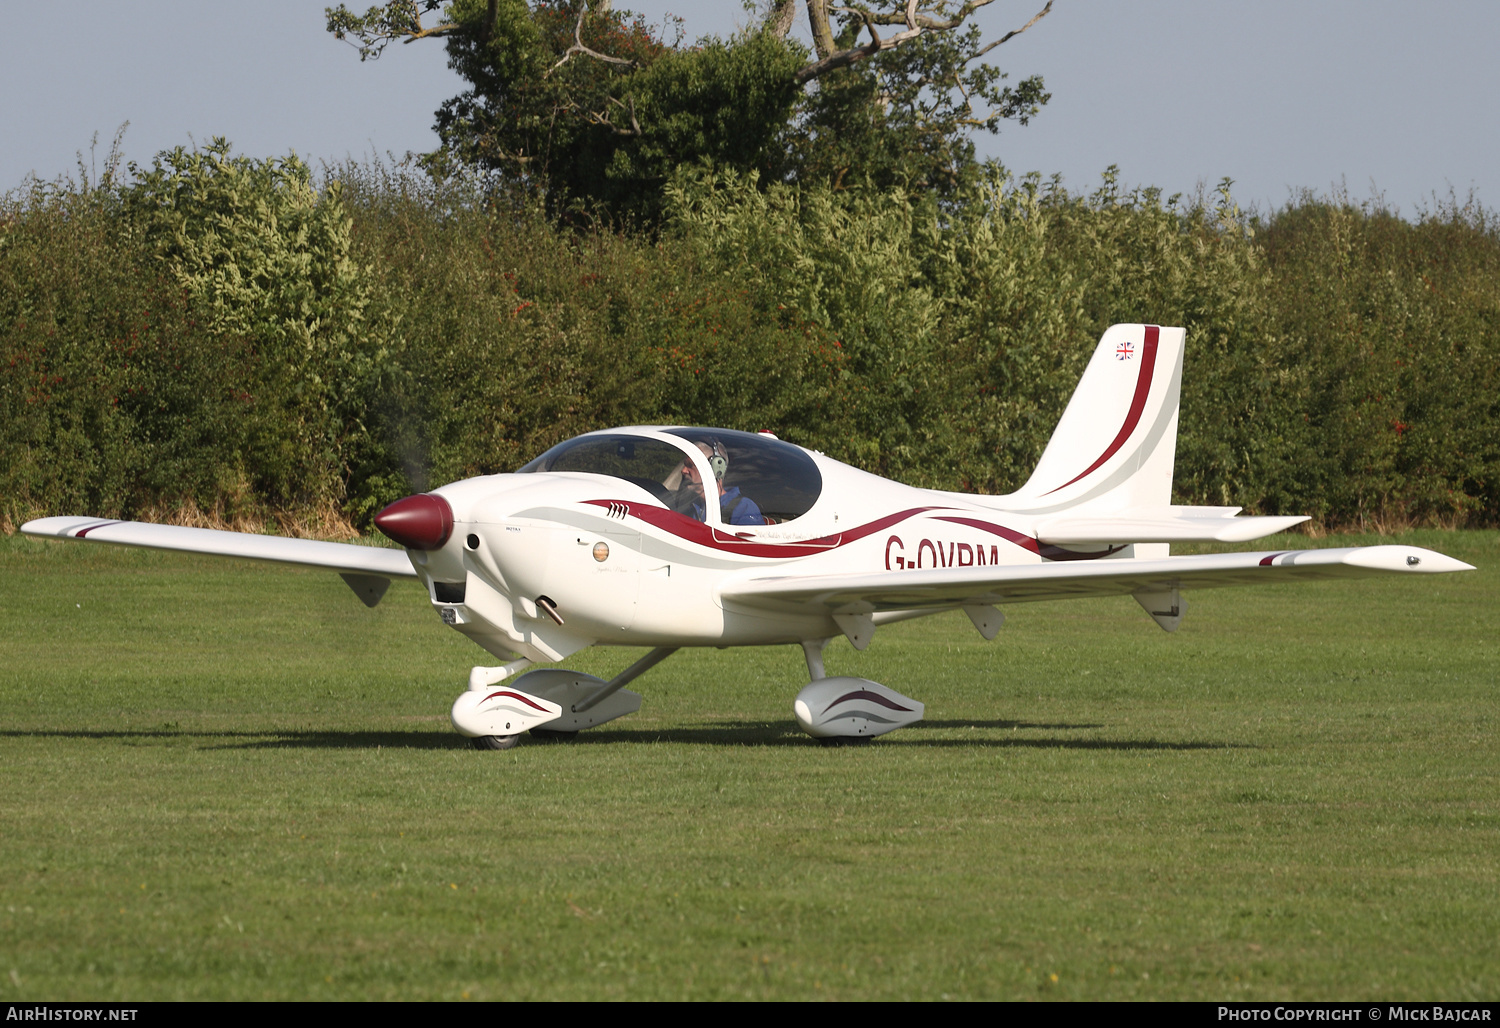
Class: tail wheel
470,735,521,751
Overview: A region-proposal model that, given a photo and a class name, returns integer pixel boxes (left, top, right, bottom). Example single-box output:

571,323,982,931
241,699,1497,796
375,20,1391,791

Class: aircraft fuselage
402,435,1087,664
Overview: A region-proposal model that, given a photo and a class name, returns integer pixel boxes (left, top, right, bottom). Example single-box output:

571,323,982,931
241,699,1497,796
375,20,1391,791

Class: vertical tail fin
1004,324,1185,514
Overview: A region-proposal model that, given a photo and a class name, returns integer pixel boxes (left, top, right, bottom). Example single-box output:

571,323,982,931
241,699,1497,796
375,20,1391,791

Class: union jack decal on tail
1116,340,1134,360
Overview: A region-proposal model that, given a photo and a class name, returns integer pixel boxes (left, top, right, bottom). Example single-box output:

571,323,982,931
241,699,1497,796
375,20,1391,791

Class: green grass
0,530,1495,1000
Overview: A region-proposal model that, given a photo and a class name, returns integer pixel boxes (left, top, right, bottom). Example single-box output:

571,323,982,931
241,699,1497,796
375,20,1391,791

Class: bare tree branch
794,3,916,84
971,0,1053,59
792,0,1052,85
854,0,996,29
326,0,500,59
806,0,837,59
586,94,643,136
546,1,640,78
399,21,460,43
767,0,799,39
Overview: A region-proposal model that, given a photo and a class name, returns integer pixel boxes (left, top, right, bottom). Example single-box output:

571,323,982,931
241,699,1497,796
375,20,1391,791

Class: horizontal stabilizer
20,516,417,579
1037,507,1310,545
722,545,1474,615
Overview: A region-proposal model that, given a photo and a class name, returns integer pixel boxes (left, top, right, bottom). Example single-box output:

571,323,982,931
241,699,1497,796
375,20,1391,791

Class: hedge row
3,151,1496,532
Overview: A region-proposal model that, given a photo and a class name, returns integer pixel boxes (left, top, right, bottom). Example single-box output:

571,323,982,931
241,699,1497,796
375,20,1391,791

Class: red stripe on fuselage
586,502,1061,563
584,502,957,559
932,515,1124,562
931,516,1039,555
1043,325,1160,495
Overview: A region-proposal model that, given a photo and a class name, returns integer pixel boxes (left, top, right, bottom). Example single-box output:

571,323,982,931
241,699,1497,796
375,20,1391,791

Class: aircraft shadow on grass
1,724,1252,753
0,728,459,751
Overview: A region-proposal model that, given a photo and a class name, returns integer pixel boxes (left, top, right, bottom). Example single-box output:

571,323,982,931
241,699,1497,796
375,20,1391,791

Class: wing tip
1343,545,1475,574
20,516,104,538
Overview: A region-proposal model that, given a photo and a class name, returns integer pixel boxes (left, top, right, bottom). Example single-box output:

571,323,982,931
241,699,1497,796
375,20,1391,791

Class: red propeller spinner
374,493,454,550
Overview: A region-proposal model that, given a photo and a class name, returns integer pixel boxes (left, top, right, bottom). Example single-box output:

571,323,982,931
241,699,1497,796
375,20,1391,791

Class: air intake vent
433,581,466,603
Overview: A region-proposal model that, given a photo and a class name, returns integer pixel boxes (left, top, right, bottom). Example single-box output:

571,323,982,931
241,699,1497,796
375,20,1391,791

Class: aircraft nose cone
374,493,454,550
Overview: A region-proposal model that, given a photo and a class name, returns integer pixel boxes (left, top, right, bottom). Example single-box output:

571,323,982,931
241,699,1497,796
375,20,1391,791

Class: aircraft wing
20,516,417,581
720,545,1473,615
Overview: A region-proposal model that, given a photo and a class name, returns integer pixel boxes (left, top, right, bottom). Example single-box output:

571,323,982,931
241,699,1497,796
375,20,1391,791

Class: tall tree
326,1,1051,215
785,3,1052,192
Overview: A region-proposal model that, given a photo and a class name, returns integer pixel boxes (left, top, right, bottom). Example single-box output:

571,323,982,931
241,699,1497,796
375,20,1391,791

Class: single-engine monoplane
23,325,1474,748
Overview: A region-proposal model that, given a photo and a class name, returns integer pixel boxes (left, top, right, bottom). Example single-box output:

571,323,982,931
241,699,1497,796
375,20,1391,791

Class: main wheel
471,734,521,751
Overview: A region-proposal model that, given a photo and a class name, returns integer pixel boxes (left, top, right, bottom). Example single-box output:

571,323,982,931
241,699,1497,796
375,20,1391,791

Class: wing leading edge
720,545,1473,615
20,516,417,582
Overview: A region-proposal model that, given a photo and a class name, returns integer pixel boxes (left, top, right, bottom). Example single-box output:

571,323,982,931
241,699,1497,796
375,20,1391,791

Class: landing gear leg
468,658,533,692
801,637,831,681
528,646,678,739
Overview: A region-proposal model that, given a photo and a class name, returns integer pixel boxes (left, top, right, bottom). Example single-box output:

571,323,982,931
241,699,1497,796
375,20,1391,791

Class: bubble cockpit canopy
516,428,823,523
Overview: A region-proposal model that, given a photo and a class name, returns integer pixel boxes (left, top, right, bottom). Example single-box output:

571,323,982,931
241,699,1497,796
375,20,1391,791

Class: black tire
817,735,872,748
471,734,521,751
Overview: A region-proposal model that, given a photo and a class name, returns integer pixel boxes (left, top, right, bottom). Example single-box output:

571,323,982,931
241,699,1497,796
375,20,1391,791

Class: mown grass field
0,530,1495,1001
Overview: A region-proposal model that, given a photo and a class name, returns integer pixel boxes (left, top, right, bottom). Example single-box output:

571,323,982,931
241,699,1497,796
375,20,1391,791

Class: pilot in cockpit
663,439,766,526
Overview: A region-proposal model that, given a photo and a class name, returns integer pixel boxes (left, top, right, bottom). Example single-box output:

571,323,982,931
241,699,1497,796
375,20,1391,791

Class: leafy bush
663,167,1500,524
4,147,1497,533
1254,192,1500,526
2,143,383,531
338,162,847,508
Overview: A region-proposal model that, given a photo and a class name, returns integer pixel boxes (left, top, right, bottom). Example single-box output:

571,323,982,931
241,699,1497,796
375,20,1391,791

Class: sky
3,1,1496,217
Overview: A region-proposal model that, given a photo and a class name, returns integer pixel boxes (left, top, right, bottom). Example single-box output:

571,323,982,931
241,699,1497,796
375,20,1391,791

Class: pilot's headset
704,438,729,483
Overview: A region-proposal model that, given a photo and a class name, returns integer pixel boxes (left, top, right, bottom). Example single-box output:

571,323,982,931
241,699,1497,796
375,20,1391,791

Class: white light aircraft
23,325,1474,748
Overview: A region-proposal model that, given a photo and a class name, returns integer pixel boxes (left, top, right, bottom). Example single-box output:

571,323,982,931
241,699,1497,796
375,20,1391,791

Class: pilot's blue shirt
693,486,765,526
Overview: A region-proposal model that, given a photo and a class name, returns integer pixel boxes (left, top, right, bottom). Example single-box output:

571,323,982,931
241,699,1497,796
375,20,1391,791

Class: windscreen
665,428,822,523
516,434,689,505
